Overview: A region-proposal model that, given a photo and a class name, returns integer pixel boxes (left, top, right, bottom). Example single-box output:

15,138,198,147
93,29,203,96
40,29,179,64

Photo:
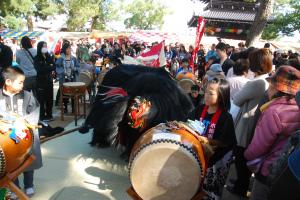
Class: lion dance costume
82,64,194,156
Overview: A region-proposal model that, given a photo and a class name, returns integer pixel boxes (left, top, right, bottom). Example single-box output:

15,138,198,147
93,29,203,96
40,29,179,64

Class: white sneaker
25,187,35,197
9,192,19,200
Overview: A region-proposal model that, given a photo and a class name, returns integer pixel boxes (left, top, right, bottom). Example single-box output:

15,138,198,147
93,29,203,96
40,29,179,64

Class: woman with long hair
34,41,55,121
178,44,188,63
16,36,37,95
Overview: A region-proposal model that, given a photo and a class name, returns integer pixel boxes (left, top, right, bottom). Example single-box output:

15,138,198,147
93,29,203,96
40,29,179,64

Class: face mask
41,47,48,54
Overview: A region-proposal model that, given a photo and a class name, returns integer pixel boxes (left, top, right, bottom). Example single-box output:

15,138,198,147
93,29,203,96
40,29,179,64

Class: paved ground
28,119,131,200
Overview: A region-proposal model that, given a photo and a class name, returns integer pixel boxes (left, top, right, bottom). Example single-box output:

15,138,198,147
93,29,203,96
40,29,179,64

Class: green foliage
262,0,300,39
124,0,168,30
33,0,62,19
262,24,280,40
3,15,24,30
1,0,167,31
0,0,60,30
66,0,119,31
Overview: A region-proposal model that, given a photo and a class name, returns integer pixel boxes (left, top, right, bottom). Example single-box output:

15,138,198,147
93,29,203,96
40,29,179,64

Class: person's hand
51,71,56,78
0,119,11,134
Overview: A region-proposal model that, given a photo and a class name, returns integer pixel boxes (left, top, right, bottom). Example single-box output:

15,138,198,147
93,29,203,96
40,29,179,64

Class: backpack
267,130,300,200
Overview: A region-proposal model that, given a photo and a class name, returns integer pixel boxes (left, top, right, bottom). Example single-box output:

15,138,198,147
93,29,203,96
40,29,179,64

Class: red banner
191,17,207,72
137,41,166,67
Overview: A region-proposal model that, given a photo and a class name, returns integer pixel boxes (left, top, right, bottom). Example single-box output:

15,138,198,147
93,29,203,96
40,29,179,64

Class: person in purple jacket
244,66,300,200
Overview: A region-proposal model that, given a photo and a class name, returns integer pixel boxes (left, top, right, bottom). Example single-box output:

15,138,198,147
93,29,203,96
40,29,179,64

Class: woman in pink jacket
244,66,300,200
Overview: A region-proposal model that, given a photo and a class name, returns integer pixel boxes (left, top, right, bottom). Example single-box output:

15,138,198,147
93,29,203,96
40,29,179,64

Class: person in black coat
188,84,202,108
0,39,13,87
34,41,55,121
216,42,235,75
0,41,13,69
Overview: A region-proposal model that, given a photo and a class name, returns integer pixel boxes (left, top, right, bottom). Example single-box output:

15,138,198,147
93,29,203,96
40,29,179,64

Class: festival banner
136,41,166,67
191,17,207,72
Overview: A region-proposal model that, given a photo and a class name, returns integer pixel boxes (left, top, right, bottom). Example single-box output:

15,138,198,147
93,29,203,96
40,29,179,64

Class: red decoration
23,129,31,140
191,17,207,72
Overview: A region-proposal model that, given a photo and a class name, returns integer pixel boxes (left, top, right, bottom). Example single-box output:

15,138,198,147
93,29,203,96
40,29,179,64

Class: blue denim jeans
14,170,34,189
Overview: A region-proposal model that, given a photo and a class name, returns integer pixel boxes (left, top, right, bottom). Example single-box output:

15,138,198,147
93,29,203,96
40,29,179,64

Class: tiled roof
199,0,256,3
202,10,256,22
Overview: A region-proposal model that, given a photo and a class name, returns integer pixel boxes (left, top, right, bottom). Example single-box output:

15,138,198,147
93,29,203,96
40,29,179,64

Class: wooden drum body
0,119,33,178
129,122,209,200
178,79,195,94
62,82,86,95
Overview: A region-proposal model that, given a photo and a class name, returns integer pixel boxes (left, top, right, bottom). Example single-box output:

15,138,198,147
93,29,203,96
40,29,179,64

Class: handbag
268,131,300,185
246,157,264,173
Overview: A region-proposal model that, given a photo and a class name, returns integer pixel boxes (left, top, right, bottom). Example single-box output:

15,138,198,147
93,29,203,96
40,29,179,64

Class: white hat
276,49,284,54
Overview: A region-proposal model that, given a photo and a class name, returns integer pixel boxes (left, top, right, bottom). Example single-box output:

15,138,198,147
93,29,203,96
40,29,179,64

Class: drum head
79,72,92,86
63,82,85,87
130,142,201,200
178,79,195,93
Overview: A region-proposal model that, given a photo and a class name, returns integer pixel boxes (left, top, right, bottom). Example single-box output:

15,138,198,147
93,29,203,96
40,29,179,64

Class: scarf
200,105,222,139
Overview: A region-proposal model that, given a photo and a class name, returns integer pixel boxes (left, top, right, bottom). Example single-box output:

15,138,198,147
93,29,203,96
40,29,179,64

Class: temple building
188,0,263,40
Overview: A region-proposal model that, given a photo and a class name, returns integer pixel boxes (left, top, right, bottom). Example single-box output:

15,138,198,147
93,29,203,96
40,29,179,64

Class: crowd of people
0,34,299,200
180,41,300,200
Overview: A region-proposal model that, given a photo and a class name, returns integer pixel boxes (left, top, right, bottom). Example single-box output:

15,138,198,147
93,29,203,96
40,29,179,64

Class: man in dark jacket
216,42,234,75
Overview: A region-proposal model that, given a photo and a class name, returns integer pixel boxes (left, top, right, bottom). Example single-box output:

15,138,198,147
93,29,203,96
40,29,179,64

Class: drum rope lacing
0,146,6,177
128,139,204,178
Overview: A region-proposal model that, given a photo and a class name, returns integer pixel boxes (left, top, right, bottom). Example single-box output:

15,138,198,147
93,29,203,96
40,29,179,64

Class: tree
245,0,275,47
0,0,60,31
65,0,119,31
124,0,168,30
262,0,300,40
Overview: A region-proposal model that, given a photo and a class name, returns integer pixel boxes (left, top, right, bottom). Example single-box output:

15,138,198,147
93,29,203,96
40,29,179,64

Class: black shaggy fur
84,64,194,154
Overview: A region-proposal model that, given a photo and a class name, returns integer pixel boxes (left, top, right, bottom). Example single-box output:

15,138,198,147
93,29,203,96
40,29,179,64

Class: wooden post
60,86,64,121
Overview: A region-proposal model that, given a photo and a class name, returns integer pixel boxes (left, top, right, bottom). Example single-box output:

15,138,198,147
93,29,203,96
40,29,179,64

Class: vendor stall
90,31,130,44
128,30,179,45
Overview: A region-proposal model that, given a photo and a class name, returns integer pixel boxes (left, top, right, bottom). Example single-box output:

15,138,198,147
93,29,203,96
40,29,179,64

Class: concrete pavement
30,119,131,200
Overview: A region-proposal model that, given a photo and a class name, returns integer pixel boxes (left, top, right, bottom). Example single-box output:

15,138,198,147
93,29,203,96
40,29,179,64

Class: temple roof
199,0,257,4
188,10,255,28
200,0,258,12
203,10,255,22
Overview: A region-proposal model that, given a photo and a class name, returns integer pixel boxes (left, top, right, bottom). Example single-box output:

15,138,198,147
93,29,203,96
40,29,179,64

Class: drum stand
60,87,87,126
127,186,206,200
0,155,35,200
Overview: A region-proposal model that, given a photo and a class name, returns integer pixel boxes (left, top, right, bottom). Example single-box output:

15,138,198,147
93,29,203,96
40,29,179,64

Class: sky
107,0,206,34
161,0,206,34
